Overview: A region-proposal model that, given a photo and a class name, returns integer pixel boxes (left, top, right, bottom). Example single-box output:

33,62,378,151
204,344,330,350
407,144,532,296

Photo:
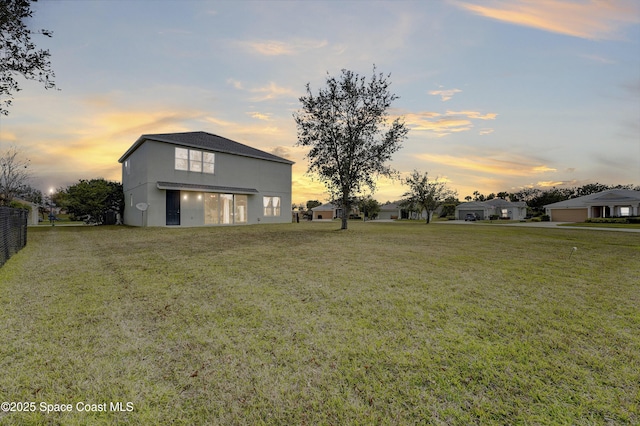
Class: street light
49,188,54,226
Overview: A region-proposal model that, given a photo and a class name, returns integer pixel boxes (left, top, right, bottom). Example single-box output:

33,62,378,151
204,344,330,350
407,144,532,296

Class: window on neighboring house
130,194,133,207
501,208,508,218
124,159,130,175
620,207,630,216
175,147,215,174
263,196,281,216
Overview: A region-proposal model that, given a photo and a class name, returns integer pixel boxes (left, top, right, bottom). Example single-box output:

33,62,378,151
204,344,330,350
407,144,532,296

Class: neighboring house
118,131,293,227
378,203,401,220
310,203,359,220
455,199,528,220
13,198,39,225
544,189,640,222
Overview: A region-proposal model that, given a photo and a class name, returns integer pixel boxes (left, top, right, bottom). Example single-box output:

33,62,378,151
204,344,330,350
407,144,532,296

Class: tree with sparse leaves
402,170,457,224
294,67,408,230
1,0,57,115
0,146,31,206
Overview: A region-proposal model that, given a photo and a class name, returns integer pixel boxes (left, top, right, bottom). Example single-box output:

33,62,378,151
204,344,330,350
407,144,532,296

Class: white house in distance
118,131,293,227
544,189,640,222
310,202,360,221
455,198,528,220
378,202,402,220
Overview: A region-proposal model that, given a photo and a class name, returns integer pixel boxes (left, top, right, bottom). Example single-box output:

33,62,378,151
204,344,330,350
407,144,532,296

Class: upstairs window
190,150,202,172
175,148,189,170
175,147,214,174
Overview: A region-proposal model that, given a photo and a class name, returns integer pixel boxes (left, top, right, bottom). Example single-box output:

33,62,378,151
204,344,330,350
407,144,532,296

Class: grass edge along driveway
1,222,638,425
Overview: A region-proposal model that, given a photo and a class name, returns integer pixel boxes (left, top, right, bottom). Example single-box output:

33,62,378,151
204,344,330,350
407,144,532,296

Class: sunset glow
2,0,638,204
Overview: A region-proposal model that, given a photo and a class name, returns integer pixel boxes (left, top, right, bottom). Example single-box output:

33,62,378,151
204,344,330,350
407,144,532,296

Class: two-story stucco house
118,131,293,227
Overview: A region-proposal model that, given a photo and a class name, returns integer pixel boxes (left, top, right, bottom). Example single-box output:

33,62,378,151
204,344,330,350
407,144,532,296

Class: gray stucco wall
122,139,292,227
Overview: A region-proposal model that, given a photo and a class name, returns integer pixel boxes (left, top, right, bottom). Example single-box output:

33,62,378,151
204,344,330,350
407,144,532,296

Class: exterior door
166,190,180,225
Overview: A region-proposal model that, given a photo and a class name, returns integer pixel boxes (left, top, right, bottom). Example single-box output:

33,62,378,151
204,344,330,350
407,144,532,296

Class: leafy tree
439,195,460,218
13,183,43,218
398,197,420,220
16,183,42,204
0,146,31,205
472,190,487,202
357,196,381,220
51,186,68,209
294,67,408,229
63,178,123,224
1,0,57,115
402,170,457,224
306,200,322,210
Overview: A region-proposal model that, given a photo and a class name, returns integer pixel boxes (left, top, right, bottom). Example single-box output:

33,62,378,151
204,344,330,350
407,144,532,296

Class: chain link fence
1,207,28,267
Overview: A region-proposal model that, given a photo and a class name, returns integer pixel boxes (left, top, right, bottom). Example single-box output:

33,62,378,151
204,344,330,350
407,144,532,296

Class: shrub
541,215,550,222
585,218,627,224
8,200,31,211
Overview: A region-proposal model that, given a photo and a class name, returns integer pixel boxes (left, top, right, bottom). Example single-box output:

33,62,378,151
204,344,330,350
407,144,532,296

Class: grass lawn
1,222,638,425
559,222,640,230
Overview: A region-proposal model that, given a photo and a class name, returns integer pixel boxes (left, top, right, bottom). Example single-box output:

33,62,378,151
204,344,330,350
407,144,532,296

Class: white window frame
190,150,202,172
263,196,281,216
175,147,189,171
175,147,215,174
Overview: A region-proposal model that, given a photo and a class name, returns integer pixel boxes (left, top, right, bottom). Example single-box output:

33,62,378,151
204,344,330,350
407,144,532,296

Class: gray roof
456,199,527,209
119,131,294,165
544,189,640,208
484,198,527,208
456,201,487,209
380,203,400,211
311,202,337,211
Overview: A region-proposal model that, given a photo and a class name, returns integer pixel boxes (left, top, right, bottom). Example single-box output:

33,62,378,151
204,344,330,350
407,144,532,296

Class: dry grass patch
0,222,638,424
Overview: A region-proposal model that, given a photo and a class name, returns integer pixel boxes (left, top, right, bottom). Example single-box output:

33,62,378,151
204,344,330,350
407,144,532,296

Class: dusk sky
2,0,639,204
